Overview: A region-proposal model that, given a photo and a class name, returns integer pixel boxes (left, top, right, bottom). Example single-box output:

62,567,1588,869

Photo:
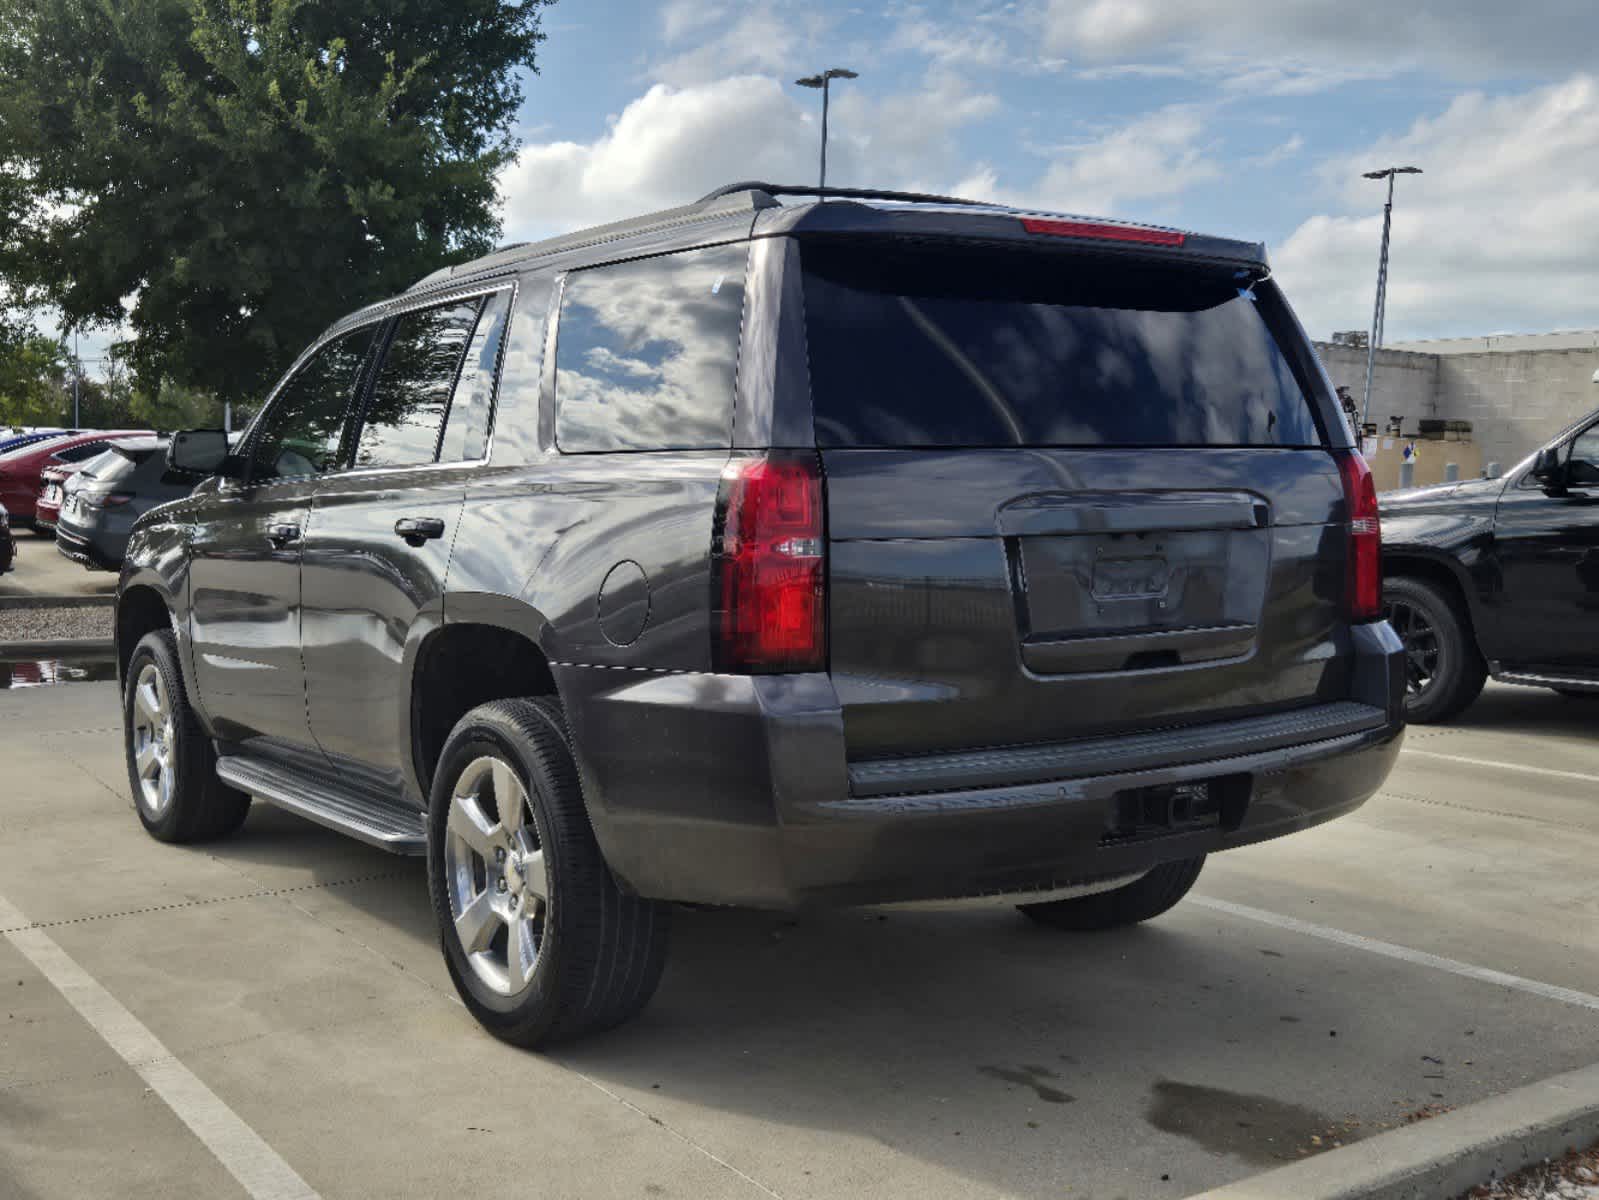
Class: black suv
117,184,1405,1046
1382,409,1599,722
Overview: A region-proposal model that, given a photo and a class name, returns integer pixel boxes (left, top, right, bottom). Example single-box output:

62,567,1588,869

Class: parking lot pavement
3,682,1598,1200
0,529,117,598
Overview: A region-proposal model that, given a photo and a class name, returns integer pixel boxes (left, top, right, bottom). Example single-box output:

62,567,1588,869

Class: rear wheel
1383,575,1485,724
427,697,671,1047
1018,857,1205,931
123,629,251,842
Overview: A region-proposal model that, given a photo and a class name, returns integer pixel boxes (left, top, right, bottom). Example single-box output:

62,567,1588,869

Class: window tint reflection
356,298,484,469
804,245,1322,449
438,290,510,463
252,327,375,481
555,242,747,453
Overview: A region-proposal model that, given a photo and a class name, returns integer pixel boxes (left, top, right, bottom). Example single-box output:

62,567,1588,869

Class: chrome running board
1492,667,1599,694
216,755,426,855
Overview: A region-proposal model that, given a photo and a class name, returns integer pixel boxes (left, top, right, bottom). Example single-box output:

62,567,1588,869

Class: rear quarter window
554,242,748,453
802,244,1323,449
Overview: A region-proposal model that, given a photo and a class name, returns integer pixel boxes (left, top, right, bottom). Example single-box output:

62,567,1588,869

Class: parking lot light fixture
795,68,858,191
1359,166,1424,431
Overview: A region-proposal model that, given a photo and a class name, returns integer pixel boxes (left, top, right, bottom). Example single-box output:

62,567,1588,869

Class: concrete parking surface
2,679,1597,1199
0,528,118,598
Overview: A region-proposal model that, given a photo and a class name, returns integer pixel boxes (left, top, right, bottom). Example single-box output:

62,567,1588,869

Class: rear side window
438,289,511,463
52,440,110,464
354,297,485,469
252,326,376,481
554,242,748,453
803,244,1322,449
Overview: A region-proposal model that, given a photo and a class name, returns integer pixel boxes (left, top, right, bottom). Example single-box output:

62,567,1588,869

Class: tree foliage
0,0,551,404
0,317,68,427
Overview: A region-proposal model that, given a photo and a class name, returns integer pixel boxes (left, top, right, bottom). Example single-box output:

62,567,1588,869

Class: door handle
394,516,446,547
265,522,300,546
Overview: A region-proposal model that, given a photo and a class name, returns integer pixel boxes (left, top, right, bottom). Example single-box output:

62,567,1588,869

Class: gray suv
117,184,1406,1046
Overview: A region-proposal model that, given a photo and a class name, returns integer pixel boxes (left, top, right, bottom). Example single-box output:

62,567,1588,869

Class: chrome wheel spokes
131,663,176,817
443,755,549,996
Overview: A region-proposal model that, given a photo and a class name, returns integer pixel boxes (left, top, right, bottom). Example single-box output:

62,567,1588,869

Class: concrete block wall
1314,341,1599,470
1314,342,1441,431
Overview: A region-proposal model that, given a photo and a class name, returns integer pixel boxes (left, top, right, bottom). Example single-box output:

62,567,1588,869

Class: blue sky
501,0,1599,344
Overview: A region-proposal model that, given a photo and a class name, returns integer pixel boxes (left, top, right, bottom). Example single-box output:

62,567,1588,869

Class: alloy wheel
443,756,550,997
130,663,176,817
1385,597,1441,700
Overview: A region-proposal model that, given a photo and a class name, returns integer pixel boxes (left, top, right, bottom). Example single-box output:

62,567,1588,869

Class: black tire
427,697,671,1048
1018,857,1205,931
123,629,251,842
1383,575,1486,724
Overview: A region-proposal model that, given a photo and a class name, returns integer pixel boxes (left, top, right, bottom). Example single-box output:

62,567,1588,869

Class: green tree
0,318,68,427
0,0,551,405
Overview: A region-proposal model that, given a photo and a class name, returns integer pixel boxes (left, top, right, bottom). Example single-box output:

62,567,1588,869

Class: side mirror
1531,446,1565,491
168,429,237,476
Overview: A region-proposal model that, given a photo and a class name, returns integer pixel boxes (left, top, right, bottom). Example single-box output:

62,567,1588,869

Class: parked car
0,429,153,529
54,438,205,570
0,429,72,456
0,502,14,574
117,183,1406,1047
1381,408,1599,721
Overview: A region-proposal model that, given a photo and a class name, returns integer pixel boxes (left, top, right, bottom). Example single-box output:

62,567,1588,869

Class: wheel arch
407,595,562,805
1381,548,1485,653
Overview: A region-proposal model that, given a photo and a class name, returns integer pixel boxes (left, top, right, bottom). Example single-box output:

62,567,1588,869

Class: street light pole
1359,165,1423,434
72,327,80,427
795,68,858,190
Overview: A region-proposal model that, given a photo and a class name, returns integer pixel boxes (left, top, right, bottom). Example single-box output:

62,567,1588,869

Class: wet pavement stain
0,656,117,689
1146,1079,1333,1164
978,1064,1075,1104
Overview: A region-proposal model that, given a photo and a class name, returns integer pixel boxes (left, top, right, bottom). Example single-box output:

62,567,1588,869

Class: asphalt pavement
2,679,1597,1199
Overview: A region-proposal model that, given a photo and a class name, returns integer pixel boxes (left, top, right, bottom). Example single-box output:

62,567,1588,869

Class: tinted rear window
803,244,1322,449
554,242,748,453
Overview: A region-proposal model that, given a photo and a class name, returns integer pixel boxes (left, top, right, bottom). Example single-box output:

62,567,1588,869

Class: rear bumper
560,622,1406,909
54,525,120,570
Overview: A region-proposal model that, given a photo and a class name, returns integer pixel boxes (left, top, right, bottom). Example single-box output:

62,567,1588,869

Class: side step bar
216,756,426,855
1492,666,1599,694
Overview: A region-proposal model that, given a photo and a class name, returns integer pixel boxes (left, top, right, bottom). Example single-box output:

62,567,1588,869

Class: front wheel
1018,857,1205,931
427,697,671,1048
123,629,251,842
1383,575,1486,724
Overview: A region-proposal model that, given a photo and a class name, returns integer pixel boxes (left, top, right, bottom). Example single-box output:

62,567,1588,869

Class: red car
0,430,152,529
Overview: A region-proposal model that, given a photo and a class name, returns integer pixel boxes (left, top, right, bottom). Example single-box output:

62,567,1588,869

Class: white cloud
1042,0,1599,79
1275,75,1599,340
498,71,1002,240
956,106,1221,217
651,9,802,86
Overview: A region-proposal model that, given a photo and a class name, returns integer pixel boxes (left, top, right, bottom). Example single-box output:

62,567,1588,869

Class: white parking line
1400,747,1599,786
0,891,320,1200
1191,895,1599,1013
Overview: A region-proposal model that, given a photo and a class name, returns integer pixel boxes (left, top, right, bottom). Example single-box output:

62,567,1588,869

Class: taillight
86,492,134,509
712,452,826,673
1336,450,1382,622
1021,216,1186,247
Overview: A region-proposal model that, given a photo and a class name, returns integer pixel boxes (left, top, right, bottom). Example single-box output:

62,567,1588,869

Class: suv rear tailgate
801,239,1353,766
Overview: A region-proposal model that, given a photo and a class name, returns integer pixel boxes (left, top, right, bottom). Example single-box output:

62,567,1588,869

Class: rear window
802,244,1323,449
78,449,130,481
554,242,748,453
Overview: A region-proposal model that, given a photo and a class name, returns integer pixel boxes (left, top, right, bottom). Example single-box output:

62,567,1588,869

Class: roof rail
697,181,988,208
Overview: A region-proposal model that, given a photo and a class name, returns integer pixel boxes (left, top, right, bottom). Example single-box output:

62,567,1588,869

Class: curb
0,593,115,610
1188,1061,1599,1200
0,637,115,659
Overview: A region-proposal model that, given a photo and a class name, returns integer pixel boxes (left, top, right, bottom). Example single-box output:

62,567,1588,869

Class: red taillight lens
86,492,134,509
713,452,826,673
1336,450,1382,622
1021,216,1186,247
